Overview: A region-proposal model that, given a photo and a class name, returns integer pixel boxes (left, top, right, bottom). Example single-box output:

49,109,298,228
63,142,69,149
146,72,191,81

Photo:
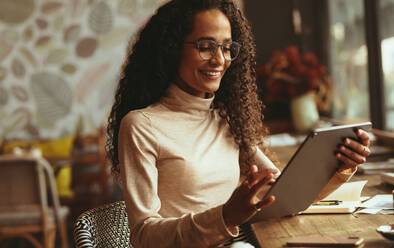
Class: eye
198,41,216,50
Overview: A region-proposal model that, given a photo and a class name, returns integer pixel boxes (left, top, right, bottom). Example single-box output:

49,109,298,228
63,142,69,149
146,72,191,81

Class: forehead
187,9,232,40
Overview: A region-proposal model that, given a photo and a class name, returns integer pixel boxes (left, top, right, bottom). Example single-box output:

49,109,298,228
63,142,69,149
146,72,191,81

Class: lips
199,70,222,78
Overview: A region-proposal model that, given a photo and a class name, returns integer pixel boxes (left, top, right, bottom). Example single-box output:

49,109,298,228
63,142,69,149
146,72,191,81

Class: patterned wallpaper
0,0,165,140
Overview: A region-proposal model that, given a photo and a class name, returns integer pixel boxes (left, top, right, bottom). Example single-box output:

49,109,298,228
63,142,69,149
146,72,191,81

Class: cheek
224,62,231,73
179,51,201,75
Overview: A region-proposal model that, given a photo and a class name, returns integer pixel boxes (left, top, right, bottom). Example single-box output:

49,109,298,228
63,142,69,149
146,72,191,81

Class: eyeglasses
184,40,241,61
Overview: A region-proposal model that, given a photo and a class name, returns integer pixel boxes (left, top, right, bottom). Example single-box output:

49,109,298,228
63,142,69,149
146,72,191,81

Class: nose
210,46,226,65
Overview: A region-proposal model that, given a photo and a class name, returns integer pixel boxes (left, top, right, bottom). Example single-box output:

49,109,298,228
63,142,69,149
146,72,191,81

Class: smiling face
176,9,232,98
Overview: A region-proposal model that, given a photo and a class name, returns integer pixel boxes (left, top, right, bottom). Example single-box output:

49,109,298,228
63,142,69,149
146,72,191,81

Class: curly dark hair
107,0,272,175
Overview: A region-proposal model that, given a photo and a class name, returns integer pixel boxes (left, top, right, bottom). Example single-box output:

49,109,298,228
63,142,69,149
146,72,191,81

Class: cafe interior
0,0,393,247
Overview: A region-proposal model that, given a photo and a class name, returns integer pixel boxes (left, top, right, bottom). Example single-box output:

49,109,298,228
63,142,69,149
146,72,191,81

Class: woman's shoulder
120,103,165,131
121,108,152,128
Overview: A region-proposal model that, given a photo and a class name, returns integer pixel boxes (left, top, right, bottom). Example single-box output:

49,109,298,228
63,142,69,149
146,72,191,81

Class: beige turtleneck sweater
118,84,353,248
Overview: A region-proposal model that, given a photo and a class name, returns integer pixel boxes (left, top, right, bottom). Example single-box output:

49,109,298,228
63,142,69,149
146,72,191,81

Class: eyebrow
197,37,233,42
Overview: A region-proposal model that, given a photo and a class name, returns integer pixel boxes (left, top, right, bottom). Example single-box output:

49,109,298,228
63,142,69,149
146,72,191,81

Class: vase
290,92,319,133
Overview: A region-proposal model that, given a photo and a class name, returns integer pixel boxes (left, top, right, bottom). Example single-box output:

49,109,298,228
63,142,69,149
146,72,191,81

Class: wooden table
251,145,394,248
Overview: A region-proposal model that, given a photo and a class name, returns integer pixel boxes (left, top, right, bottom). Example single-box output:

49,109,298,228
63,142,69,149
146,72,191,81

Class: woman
106,0,371,247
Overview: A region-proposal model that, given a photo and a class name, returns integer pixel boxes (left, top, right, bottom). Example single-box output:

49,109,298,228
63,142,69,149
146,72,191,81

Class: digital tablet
250,122,372,223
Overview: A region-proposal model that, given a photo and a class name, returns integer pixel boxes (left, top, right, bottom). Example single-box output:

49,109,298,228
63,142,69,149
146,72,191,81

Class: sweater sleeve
118,111,237,248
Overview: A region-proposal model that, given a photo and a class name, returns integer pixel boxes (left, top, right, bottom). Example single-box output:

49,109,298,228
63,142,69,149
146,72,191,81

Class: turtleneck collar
160,84,214,116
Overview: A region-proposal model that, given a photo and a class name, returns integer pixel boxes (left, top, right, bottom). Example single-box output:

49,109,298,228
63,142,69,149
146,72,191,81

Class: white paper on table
323,180,368,201
302,181,368,214
358,194,393,209
356,208,382,214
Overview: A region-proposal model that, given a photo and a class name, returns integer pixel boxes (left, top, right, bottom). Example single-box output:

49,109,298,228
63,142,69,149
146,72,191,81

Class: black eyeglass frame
184,40,241,62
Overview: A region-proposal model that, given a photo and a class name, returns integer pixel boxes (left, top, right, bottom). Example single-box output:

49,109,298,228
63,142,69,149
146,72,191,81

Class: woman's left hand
336,128,371,172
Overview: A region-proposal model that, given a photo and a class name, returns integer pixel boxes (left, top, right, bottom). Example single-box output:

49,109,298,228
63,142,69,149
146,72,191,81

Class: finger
249,166,276,188
249,173,274,198
343,138,371,157
339,145,367,164
247,165,259,188
254,195,275,211
356,128,371,147
336,152,358,171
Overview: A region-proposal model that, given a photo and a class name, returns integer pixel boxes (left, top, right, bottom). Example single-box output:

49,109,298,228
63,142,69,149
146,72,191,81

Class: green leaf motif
45,48,68,64
88,1,113,35
0,86,8,106
30,72,73,122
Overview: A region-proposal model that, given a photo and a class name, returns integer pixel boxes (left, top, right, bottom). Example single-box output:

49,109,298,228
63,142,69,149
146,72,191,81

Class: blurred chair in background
0,154,69,248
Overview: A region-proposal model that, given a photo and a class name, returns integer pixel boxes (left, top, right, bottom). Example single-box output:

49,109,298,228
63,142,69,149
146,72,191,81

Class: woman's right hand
222,165,276,228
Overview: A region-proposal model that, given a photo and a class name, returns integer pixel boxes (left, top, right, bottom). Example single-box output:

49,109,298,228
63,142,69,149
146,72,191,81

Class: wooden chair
0,154,69,248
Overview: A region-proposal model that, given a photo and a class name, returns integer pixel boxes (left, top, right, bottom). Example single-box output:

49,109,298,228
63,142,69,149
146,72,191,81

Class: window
380,0,394,129
328,0,369,122
328,0,394,130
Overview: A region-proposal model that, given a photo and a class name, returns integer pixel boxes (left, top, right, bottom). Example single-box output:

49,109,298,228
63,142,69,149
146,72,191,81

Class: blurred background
0,0,393,247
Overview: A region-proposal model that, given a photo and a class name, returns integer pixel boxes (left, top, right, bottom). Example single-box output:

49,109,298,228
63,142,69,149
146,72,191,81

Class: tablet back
250,122,371,223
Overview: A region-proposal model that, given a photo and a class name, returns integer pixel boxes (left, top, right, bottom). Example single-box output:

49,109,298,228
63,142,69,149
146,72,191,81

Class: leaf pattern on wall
11,85,29,102
76,63,111,103
23,25,34,42
31,72,73,122
36,18,48,29
99,27,131,50
41,1,63,15
0,67,7,82
98,76,117,109
89,1,113,35
19,47,39,68
118,0,137,16
11,58,26,78
53,15,65,31
70,0,87,17
63,24,81,43
0,86,8,106
61,63,77,74
75,37,97,58
0,0,164,139
36,111,55,129
142,0,159,9
0,36,13,62
0,0,35,24
2,107,30,136
2,29,19,43
35,36,53,52
44,48,68,64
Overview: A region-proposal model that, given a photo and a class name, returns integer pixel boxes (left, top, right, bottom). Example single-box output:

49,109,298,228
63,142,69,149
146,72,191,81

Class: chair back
0,157,43,211
0,154,60,219
0,154,63,225
0,154,69,248
74,201,132,248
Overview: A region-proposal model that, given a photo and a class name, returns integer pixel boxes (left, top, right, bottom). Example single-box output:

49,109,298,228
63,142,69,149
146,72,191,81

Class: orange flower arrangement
257,45,332,113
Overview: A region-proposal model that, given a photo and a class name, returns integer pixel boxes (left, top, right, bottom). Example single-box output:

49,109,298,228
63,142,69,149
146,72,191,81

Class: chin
204,83,221,94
